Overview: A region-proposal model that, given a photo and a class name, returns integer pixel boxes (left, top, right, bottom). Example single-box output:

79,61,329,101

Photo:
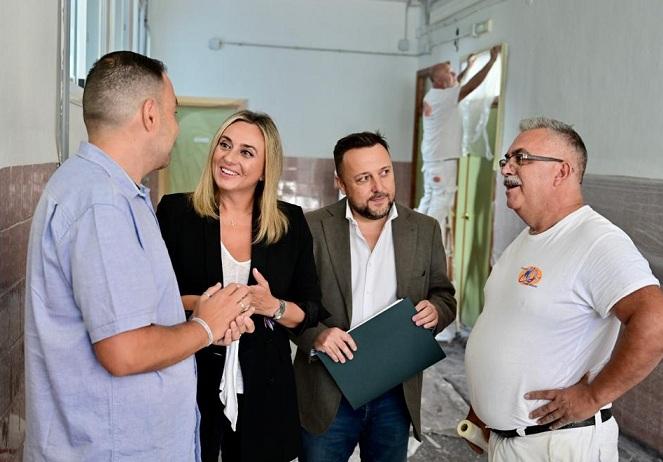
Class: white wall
420,0,663,257
0,0,59,168
149,0,420,161
420,0,663,179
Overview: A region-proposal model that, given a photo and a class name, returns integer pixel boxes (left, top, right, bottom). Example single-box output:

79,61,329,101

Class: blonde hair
191,110,288,244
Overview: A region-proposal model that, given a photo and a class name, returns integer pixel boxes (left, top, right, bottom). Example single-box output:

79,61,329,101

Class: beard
348,192,394,220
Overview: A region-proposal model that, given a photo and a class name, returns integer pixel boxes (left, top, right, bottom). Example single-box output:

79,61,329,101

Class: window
59,0,149,162
69,0,149,88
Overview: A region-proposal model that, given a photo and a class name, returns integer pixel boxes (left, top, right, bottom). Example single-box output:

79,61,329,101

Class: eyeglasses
498,149,564,168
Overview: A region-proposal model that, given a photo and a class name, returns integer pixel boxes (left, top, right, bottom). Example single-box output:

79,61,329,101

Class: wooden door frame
409,69,430,209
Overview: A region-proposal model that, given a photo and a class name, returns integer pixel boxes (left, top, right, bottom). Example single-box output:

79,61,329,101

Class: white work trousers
489,415,618,462
416,160,457,237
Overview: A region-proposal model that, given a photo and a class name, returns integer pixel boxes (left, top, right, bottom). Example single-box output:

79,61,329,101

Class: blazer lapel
248,201,268,285
392,204,417,297
321,200,353,322
203,216,223,285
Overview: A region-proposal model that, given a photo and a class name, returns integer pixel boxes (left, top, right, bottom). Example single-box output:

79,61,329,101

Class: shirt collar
344,199,398,225
76,142,150,198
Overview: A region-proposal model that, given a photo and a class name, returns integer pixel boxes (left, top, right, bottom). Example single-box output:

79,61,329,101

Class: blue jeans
300,387,410,462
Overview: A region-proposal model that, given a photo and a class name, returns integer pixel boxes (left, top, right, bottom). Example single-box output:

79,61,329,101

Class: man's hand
466,53,477,68
194,282,251,342
313,327,357,364
490,44,502,61
464,406,490,454
215,309,256,346
412,299,439,329
525,373,599,429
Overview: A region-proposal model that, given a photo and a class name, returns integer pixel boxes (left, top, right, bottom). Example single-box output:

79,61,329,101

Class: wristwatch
272,299,286,321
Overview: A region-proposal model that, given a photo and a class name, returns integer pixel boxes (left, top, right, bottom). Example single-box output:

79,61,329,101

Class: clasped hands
193,268,285,346
313,299,439,363
194,282,255,346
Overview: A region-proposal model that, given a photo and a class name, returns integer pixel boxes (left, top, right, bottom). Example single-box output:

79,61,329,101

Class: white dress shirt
346,201,398,328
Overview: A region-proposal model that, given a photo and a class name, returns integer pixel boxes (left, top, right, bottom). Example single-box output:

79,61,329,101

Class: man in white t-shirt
464,117,663,461
417,45,501,228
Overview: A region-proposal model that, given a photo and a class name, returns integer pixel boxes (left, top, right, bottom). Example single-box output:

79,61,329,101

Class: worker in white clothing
464,117,663,461
416,44,501,234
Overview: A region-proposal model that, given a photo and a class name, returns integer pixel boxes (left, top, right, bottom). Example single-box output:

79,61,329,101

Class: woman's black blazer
156,192,325,462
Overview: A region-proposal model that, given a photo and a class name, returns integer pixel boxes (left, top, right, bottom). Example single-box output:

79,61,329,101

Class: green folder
318,297,446,409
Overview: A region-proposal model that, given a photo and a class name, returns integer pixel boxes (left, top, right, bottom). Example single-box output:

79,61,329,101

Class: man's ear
141,98,158,132
553,161,573,186
334,174,346,195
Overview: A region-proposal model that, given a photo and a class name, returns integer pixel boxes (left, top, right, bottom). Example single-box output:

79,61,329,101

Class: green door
454,107,498,327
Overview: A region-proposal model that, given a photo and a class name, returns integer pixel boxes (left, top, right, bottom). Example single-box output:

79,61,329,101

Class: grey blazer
293,199,456,440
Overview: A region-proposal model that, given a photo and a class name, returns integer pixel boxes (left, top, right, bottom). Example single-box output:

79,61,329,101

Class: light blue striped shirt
24,142,200,461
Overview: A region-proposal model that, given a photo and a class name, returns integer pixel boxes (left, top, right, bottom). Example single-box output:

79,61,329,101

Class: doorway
410,44,507,328
157,97,245,201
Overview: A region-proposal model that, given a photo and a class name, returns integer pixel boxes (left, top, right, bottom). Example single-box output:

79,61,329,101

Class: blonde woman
157,110,326,462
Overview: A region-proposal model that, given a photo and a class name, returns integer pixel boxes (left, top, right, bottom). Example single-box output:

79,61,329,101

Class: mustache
369,192,389,200
504,175,522,187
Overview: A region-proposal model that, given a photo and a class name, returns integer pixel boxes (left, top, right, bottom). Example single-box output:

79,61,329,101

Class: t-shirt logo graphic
518,266,542,287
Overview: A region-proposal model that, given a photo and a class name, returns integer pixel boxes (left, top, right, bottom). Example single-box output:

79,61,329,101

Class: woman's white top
219,240,251,431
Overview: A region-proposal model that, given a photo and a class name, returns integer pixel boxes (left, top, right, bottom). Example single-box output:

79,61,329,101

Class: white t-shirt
465,206,659,430
421,85,462,163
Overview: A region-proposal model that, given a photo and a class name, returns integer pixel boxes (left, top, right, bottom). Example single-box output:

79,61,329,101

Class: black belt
490,409,613,438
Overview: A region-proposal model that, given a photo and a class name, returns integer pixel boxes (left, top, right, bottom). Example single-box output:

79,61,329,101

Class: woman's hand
248,268,305,328
248,268,280,317
214,308,256,345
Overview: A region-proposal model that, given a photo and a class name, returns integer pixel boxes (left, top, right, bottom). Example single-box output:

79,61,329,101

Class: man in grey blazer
293,131,456,461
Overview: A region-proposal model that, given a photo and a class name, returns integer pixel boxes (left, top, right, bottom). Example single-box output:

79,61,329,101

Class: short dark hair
333,131,390,176
83,51,166,132
519,117,588,182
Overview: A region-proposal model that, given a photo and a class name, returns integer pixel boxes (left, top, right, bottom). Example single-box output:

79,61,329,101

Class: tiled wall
0,163,58,461
614,366,663,455
583,174,663,455
278,156,413,211
154,157,413,212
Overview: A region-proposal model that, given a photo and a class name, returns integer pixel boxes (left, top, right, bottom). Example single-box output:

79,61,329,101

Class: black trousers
201,394,244,462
